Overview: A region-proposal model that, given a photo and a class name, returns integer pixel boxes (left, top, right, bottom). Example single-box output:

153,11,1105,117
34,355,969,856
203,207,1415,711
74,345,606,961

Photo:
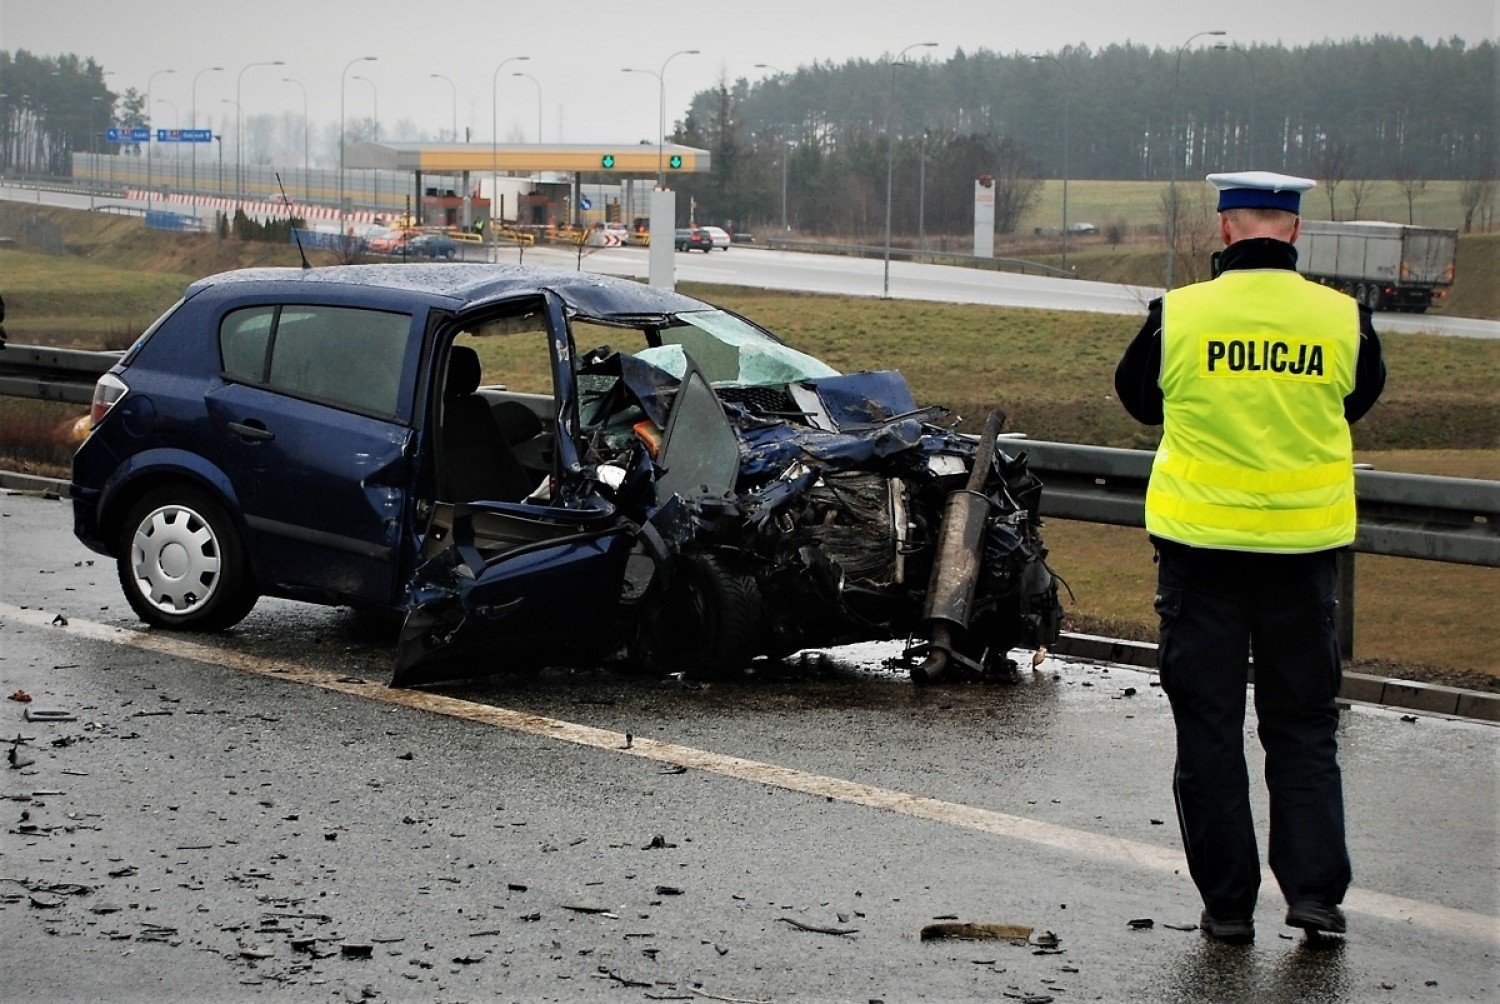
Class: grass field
2,203,1495,684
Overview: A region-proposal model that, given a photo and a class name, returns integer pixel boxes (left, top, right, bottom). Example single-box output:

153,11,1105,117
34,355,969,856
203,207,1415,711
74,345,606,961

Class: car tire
632,554,763,679
117,486,258,631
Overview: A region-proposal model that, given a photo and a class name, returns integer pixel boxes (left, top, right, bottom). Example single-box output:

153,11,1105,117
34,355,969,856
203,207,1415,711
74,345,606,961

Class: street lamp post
490,55,529,244
155,98,179,193
353,75,378,212
917,129,927,251
145,68,176,214
282,78,309,202
190,66,223,217
511,72,542,144
623,49,699,188
781,140,792,232
1165,29,1226,289
235,60,284,208
883,41,937,298
219,100,236,230
1031,53,1072,269
1228,45,1256,166
754,64,792,232
90,94,106,209
339,56,378,226
430,73,457,141
353,75,378,141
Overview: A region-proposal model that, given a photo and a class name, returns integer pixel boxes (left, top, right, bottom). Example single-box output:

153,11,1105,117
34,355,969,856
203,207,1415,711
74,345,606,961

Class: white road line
4,600,1495,947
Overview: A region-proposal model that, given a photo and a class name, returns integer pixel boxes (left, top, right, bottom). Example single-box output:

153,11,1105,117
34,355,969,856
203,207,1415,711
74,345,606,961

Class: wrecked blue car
72,264,1061,684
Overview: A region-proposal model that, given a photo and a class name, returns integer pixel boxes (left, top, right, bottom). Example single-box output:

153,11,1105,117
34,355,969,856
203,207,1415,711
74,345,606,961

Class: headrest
446,345,481,398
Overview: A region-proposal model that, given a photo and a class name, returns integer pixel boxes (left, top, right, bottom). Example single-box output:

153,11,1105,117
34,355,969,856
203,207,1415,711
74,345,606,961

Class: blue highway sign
156,129,213,143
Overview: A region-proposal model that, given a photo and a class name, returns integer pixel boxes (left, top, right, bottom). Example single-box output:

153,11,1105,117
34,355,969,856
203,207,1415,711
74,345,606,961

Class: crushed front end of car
572,314,1064,682
394,285,1062,687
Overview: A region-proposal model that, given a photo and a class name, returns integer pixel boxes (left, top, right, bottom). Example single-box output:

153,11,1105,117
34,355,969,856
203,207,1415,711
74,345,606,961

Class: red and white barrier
125,190,387,226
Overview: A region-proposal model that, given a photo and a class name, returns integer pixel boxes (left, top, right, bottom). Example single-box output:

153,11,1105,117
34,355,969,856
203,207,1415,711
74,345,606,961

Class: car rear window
219,304,412,418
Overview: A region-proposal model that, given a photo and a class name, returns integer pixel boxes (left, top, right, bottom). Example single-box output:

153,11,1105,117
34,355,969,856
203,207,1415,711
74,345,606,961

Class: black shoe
1286,901,1347,935
1200,909,1254,944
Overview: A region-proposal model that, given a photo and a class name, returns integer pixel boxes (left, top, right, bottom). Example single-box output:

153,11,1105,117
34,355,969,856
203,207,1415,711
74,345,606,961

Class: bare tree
1346,178,1373,220
1393,162,1428,224
1160,183,1219,285
1458,174,1495,233
1312,138,1354,220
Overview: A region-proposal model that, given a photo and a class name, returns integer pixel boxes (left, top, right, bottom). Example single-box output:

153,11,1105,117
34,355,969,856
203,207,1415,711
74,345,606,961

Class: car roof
185,264,714,319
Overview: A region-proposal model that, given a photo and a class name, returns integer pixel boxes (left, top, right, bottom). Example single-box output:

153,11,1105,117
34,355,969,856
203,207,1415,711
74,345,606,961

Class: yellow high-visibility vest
1146,269,1360,552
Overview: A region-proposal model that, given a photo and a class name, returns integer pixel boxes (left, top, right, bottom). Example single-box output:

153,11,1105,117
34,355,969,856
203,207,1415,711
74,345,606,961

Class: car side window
220,306,276,382
220,305,411,418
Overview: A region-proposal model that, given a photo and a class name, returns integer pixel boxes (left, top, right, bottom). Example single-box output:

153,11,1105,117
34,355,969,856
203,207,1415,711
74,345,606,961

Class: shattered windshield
637,310,838,387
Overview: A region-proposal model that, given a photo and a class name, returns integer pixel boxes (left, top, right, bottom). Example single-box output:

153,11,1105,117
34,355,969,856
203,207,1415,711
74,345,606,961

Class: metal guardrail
759,238,1074,279
1015,439,1500,568
0,343,123,405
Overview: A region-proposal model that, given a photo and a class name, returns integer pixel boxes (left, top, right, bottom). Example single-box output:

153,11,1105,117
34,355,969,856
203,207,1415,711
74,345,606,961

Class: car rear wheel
632,554,763,679
117,486,258,631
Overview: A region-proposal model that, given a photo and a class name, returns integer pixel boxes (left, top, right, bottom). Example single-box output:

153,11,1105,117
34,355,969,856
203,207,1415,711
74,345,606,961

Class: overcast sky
1,0,1494,145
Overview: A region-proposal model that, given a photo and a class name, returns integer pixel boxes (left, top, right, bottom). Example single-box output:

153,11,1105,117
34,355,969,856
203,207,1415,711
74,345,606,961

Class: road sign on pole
107,127,151,143
156,128,213,143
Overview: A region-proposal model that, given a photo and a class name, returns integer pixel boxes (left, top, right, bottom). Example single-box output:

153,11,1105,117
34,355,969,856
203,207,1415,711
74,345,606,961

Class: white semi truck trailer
1295,220,1458,313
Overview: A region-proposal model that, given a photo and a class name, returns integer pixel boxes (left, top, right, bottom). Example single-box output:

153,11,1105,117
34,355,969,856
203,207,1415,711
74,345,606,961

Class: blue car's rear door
203,302,421,606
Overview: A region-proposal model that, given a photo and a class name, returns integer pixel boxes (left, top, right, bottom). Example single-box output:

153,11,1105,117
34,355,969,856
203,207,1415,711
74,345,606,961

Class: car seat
440,346,536,504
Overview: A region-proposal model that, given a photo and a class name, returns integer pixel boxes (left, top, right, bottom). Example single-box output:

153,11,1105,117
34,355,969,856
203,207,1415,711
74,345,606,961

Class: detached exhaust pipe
912,410,1003,684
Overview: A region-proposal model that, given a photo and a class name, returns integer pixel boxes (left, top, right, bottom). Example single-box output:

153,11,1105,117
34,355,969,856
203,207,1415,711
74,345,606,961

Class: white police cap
1206,171,1316,213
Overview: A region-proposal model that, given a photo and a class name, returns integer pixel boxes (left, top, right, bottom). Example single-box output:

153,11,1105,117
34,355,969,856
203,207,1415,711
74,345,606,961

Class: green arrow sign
668,154,683,170
601,154,616,169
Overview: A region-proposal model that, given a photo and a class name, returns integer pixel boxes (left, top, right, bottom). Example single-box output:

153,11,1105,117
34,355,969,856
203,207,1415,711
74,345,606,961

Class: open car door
392,290,639,686
392,497,638,685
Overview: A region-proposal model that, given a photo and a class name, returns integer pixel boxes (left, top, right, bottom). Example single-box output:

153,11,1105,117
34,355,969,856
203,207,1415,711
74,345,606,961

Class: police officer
1115,171,1385,943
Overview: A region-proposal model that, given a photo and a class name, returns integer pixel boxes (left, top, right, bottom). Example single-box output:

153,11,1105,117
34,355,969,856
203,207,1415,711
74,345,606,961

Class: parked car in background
365,227,415,254
701,225,732,251
674,228,714,252
1066,222,1100,235
405,234,459,260
72,265,1062,686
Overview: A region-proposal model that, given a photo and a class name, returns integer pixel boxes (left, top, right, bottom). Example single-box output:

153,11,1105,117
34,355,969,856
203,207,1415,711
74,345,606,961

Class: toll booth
423,187,492,229
345,141,711,228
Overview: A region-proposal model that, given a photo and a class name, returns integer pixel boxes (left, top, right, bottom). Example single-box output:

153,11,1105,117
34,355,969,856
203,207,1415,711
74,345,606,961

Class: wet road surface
1,490,1496,1001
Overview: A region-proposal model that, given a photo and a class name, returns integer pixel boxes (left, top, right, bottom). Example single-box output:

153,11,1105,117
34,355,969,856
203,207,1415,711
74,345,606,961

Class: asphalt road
3,183,1496,339
2,489,1496,1002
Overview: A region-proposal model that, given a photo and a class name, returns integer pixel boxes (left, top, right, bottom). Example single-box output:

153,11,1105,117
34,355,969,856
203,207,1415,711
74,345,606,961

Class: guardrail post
1336,548,1356,660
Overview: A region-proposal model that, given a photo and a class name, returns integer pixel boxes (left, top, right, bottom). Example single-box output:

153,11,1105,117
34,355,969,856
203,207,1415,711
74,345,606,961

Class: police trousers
1153,538,1352,918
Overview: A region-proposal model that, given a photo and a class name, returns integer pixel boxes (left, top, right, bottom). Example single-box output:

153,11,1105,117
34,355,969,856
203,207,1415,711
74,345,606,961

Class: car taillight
90,372,129,428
